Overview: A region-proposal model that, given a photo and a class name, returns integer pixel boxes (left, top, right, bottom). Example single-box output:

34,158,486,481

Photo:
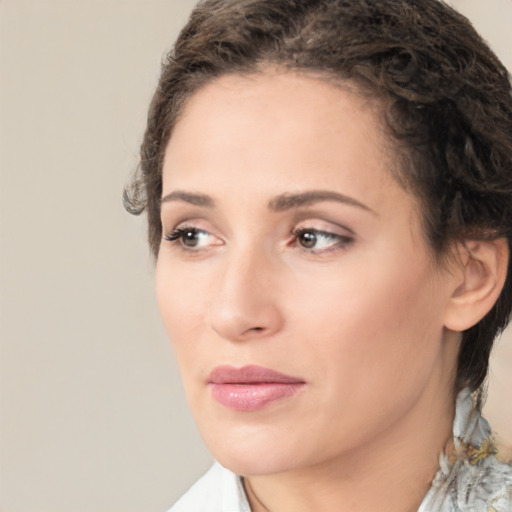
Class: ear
444,238,509,332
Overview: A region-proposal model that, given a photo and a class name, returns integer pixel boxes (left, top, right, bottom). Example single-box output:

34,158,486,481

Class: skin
156,71,466,512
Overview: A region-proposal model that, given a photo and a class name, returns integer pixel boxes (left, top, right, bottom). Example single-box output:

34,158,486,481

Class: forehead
165,72,390,175
169,71,386,142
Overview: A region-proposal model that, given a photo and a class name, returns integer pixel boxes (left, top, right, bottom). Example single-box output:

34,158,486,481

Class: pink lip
208,365,306,411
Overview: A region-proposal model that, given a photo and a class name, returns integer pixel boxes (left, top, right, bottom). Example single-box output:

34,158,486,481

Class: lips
208,365,306,411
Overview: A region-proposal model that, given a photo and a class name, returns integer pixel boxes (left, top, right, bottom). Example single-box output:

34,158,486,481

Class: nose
206,246,284,342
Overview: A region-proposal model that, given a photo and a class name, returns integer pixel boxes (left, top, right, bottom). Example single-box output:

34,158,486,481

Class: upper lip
208,365,305,384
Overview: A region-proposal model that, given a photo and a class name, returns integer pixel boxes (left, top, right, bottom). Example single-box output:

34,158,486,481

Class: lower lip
210,382,305,411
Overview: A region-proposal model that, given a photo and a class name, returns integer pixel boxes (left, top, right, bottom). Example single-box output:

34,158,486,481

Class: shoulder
420,388,512,512
167,462,250,512
456,451,512,512
419,450,512,512
452,391,512,511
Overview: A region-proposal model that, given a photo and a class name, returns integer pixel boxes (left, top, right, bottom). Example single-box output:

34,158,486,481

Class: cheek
287,255,444,380
155,261,210,362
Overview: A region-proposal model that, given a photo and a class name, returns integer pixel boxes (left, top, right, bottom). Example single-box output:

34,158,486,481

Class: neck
243,381,456,512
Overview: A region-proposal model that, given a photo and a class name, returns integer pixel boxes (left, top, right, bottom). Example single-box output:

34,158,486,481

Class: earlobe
444,238,509,332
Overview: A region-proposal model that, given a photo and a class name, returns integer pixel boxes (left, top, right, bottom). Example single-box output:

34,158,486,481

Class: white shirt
169,463,250,512
168,389,512,512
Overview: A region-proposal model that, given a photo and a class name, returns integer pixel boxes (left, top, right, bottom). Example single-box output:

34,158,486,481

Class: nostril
245,326,265,334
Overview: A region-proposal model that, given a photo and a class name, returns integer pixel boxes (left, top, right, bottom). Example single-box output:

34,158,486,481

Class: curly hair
124,0,512,393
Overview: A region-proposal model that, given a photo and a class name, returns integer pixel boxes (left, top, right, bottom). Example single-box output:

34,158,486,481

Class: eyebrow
160,189,375,214
160,191,215,208
268,190,376,214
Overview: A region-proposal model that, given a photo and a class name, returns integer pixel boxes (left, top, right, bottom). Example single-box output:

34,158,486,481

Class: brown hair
124,0,512,393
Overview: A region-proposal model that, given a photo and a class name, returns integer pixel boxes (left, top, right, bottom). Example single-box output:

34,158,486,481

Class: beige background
0,1,511,511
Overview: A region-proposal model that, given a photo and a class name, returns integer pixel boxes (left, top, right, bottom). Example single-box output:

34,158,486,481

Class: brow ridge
268,190,374,213
160,189,374,215
160,191,215,208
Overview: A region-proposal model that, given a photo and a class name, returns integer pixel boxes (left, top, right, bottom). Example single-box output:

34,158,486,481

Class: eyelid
162,216,219,238
289,218,357,255
293,218,355,237
293,227,353,244
162,219,224,251
162,213,212,230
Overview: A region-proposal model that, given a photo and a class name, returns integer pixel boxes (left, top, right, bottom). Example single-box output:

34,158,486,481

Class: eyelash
164,226,213,249
163,225,354,254
291,227,354,253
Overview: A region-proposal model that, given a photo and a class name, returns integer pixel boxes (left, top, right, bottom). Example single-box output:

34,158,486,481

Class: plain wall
0,1,511,511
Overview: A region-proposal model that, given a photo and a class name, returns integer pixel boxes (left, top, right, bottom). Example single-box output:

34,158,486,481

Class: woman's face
156,72,459,476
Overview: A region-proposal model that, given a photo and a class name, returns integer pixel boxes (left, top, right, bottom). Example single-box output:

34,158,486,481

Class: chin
214,448,299,477
199,421,308,477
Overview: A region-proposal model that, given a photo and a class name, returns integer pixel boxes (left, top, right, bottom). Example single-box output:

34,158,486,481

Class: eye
293,227,353,252
164,226,221,249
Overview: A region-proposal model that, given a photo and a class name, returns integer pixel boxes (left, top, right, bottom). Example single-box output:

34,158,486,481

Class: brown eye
165,227,209,247
298,231,317,249
181,229,201,247
164,226,223,251
293,227,354,253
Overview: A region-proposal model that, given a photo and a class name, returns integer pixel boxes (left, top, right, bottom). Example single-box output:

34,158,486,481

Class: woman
125,0,512,510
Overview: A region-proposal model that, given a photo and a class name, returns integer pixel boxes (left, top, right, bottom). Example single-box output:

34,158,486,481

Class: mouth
208,365,306,411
